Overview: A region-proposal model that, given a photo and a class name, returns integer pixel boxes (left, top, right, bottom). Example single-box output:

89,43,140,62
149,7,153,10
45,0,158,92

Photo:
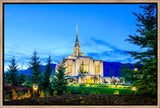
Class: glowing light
33,84,38,91
132,86,136,91
134,68,138,71
114,90,119,95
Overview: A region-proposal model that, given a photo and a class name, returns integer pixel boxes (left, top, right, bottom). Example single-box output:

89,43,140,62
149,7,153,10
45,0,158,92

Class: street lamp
33,84,38,97
132,86,136,95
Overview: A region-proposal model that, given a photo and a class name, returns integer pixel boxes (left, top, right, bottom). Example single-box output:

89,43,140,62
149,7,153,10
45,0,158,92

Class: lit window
95,66,100,75
68,65,72,72
81,65,88,72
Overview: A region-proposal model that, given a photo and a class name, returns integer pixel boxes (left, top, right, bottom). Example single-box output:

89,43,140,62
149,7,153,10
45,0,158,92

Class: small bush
66,91,71,95
79,96,83,99
114,90,119,95
96,90,100,94
81,89,85,95
80,100,85,104
53,90,57,96
18,91,24,99
39,90,44,97
45,90,50,97
25,89,31,98
66,99,69,102
11,89,18,100
90,91,96,95
4,94,10,101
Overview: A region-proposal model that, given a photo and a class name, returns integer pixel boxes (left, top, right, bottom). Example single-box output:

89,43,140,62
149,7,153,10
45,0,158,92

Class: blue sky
4,4,149,71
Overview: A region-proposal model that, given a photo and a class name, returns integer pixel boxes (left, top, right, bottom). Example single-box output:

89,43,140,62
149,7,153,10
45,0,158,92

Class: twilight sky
4,4,149,71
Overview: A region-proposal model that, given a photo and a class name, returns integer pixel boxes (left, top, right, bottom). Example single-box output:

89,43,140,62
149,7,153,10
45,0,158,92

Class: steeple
75,25,80,47
76,25,78,42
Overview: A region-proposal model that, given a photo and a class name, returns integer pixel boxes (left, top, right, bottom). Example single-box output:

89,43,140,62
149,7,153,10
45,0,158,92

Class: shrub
90,91,96,95
4,94,10,101
39,90,44,97
66,99,69,102
45,89,50,97
81,89,85,95
85,84,90,87
114,90,119,95
53,90,57,96
18,91,24,99
79,96,83,99
66,91,71,95
25,89,31,98
80,100,85,104
96,90,100,94
11,89,18,100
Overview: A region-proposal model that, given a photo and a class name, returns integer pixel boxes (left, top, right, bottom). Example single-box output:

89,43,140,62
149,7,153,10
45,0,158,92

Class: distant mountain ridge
103,61,134,77
6,62,135,77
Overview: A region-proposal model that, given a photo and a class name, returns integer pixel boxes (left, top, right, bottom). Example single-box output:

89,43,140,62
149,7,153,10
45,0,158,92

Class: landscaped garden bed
3,94,157,105
67,86,133,95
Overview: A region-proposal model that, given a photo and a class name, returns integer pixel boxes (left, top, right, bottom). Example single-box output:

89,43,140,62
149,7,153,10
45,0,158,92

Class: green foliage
39,90,44,97
24,75,32,86
53,90,57,96
80,100,85,104
126,4,157,97
7,56,19,86
66,91,71,95
80,89,85,95
17,72,26,85
79,96,83,99
29,50,42,86
44,56,53,91
90,90,100,95
65,99,69,102
45,88,51,97
90,91,96,95
4,93,10,101
96,90,100,94
51,63,68,95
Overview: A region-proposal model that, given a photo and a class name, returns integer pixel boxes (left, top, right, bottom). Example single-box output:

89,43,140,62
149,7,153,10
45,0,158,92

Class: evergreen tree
7,56,19,86
29,50,42,86
44,56,53,92
17,72,26,85
126,4,157,96
52,63,68,95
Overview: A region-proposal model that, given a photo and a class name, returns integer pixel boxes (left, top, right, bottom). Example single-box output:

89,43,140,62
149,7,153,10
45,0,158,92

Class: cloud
4,37,136,71
81,38,135,63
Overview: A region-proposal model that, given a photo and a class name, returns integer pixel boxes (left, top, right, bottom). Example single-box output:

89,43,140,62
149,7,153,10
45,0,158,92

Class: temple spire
75,25,80,47
76,25,78,42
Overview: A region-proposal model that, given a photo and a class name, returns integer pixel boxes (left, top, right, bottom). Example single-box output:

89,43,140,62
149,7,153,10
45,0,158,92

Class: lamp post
33,84,38,97
132,86,136,95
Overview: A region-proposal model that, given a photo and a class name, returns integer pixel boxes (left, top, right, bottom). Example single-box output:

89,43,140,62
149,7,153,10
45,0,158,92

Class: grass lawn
67,86,133,95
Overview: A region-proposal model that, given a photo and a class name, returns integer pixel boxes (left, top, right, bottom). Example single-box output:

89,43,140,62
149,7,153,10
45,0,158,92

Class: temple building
58,26,105,84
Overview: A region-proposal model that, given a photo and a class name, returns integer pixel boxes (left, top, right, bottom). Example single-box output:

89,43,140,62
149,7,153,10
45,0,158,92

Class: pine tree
52,63,68,95
29,50,42,86
126,4,157,96
7,56,19,86
44,56,53,90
